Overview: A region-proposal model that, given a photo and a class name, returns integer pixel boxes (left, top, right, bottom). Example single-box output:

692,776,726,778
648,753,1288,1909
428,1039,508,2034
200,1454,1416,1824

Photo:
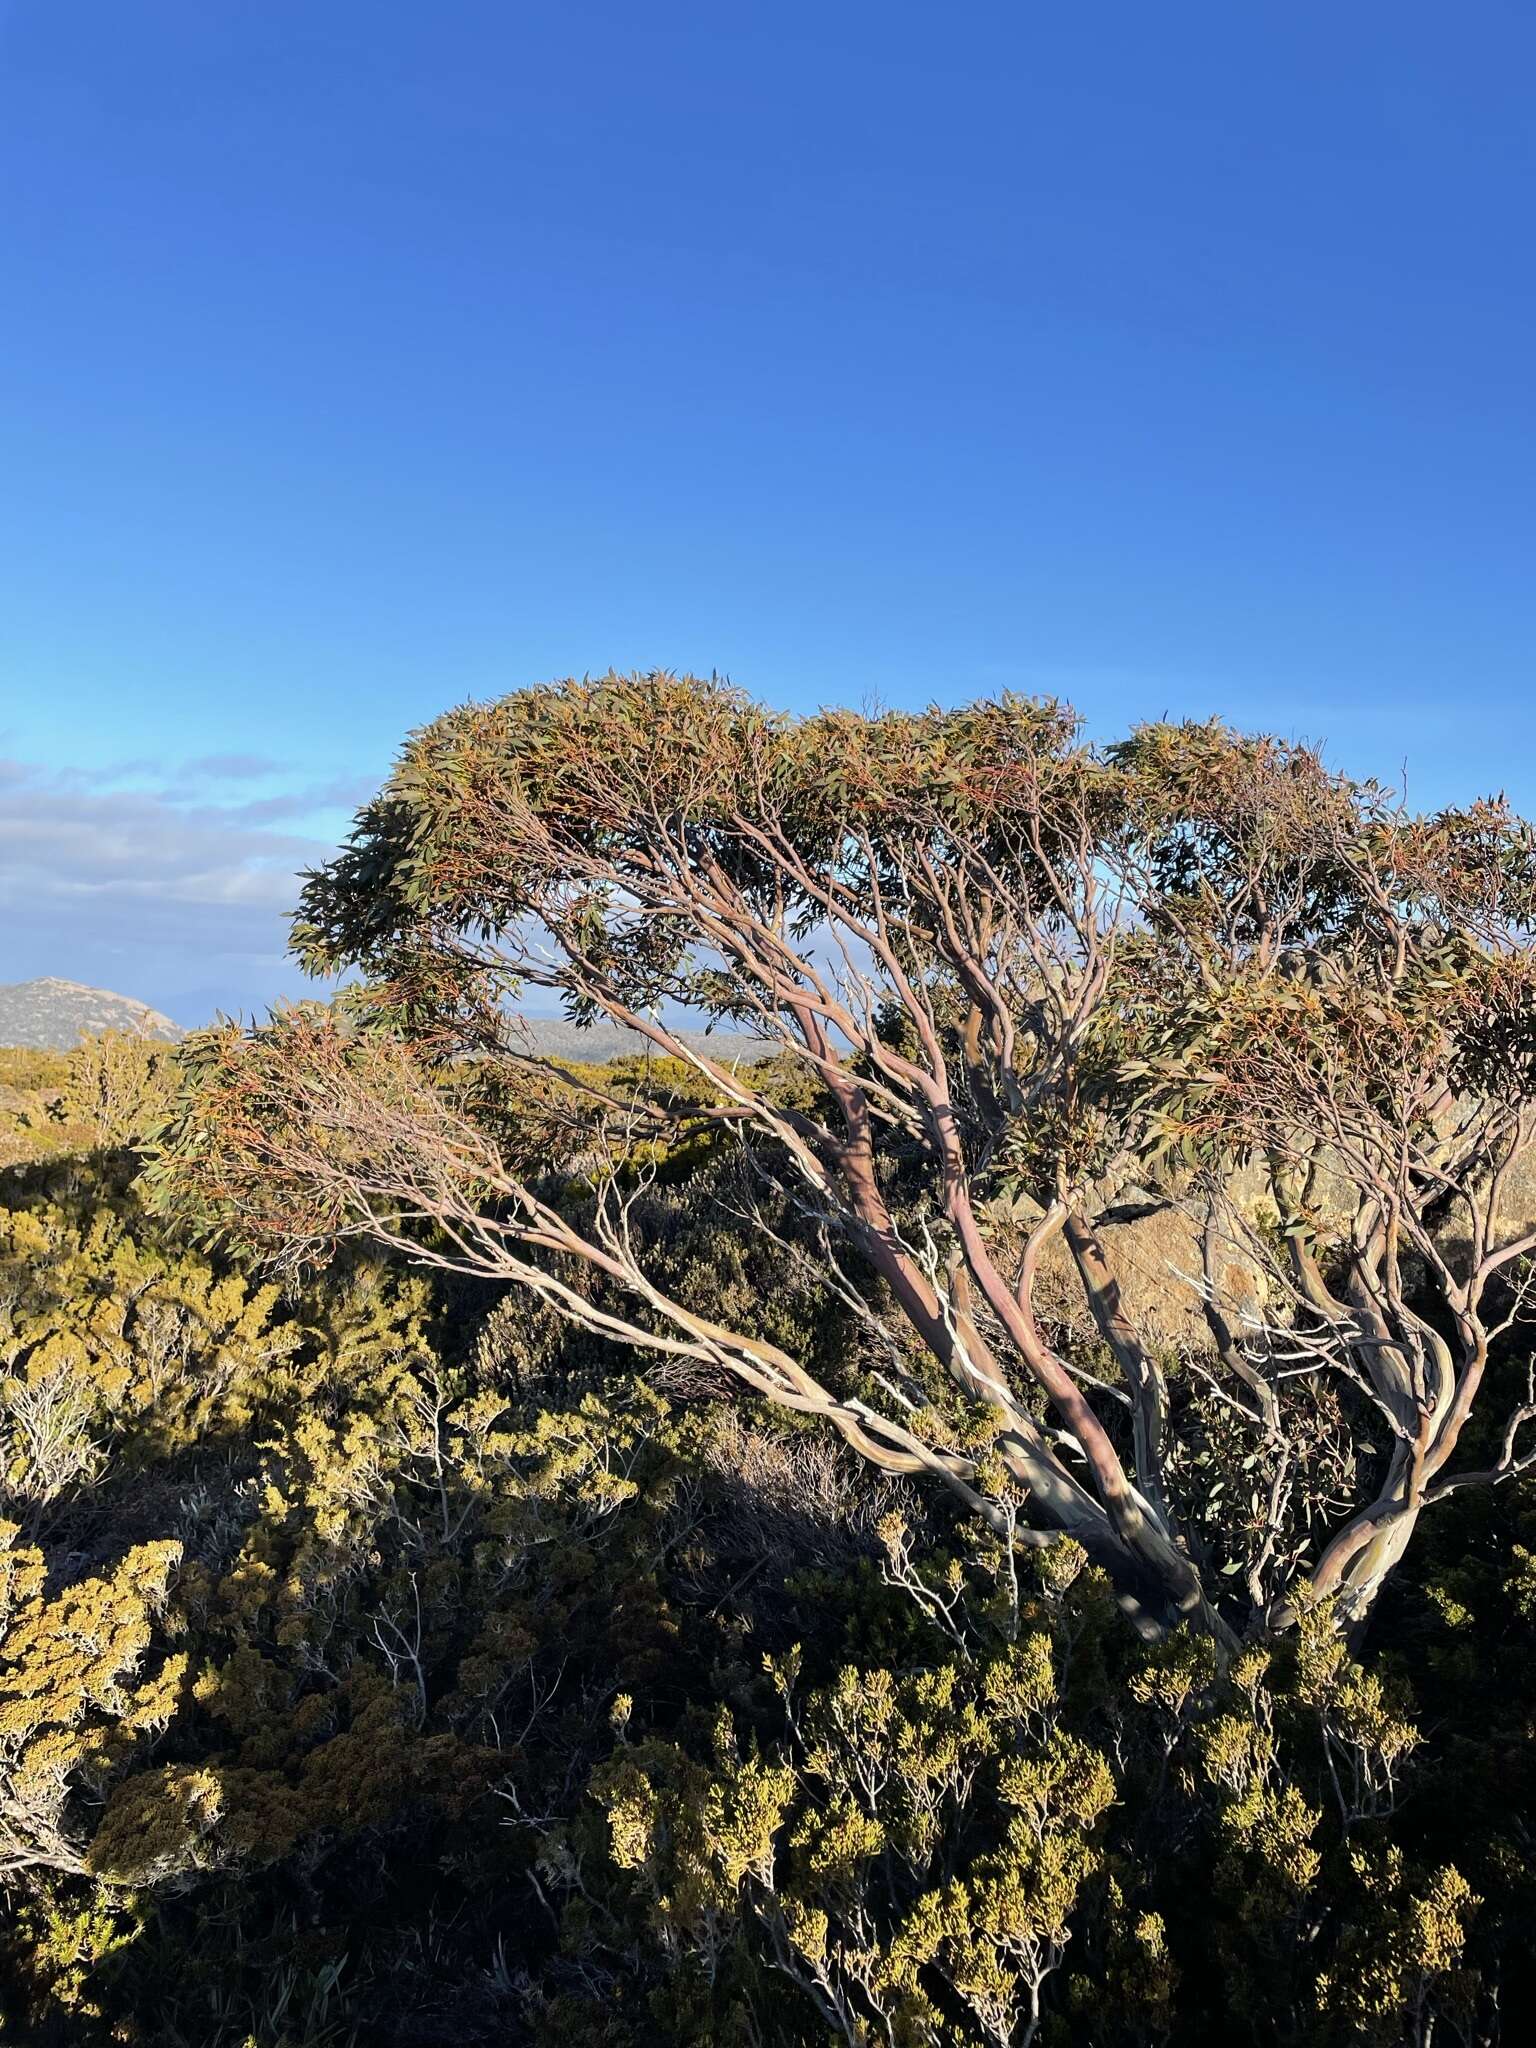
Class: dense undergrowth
2,1037,1533,2046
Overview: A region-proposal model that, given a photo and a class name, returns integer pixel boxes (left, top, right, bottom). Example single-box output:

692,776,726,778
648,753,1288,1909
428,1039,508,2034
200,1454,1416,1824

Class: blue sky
3,1,1534,1021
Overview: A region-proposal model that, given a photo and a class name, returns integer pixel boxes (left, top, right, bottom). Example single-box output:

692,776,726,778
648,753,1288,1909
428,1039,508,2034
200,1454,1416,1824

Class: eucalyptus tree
159,673,1536,1642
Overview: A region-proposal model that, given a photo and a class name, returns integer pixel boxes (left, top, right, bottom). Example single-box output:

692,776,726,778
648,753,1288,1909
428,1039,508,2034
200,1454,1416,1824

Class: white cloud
0,756,368,1025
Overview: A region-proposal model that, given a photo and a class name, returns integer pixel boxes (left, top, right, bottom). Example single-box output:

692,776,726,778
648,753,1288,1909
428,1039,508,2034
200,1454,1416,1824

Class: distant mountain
510,1015,775,1064
0,978,182,1051
0,982,773,1064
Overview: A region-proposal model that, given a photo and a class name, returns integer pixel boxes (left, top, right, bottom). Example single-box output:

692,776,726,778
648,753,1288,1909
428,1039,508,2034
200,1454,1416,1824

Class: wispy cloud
216,776,377,827
0,756,367,1025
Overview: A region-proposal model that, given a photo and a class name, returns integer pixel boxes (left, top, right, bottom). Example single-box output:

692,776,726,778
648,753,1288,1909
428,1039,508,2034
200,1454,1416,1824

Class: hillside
0,977,182,1050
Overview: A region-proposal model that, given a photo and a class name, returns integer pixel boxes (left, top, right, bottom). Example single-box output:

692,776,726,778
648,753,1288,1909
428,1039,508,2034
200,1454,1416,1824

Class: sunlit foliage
4,684,1536,2043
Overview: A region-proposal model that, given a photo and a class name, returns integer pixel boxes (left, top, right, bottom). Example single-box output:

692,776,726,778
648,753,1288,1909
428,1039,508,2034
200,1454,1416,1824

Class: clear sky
2,1,1534,1022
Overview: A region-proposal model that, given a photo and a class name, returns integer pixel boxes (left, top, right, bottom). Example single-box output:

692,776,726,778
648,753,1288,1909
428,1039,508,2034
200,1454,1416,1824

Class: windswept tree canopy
159,673,1536,1642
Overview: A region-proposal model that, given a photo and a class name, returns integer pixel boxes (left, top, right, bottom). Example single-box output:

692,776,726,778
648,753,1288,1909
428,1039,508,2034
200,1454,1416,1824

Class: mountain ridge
0,978,183,1050
0,980,775,1063
502,1013,776,1064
